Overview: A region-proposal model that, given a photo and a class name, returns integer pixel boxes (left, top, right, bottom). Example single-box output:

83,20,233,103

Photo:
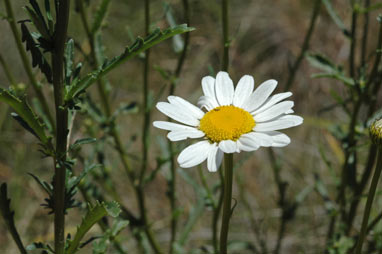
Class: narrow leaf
0,88,49,145
20,23,52,83
65,24,195,101
322,0,351,37
91,0,111,34
0,183,27,254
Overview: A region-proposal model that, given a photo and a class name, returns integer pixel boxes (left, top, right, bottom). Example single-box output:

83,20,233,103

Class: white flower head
153,71,303,172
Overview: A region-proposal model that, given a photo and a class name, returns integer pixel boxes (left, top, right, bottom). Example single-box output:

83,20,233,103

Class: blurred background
1,0,382,253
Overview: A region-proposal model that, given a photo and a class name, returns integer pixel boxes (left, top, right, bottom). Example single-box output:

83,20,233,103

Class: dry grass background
0,0,381,253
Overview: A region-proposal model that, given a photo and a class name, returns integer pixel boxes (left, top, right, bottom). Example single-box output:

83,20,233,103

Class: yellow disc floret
199,105,255,143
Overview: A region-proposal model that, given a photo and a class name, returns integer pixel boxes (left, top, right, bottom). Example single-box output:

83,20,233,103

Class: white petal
153,121,197,131
156,102,199,126
254,115,303,131
168,130,205,141
241,132,273,147
218,140,237,153
233,75,254,108
202,76,216,98
197,96,219,111
285,109,294,114
254,101,294,122
243,79,278,112
177,141,213,168
237,135,260,152
252,92,292,115
215,71,234,106
168,96,204,119
262,131,291,147
207,144,224,172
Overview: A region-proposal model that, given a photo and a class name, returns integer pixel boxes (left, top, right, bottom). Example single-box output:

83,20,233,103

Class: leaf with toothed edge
0,88,49,145
65,24,195,101
66,201,121,254
20,22,53,83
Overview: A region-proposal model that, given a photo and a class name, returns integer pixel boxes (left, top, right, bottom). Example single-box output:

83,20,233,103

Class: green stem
213,170,224,254
52,1,71,254
219,153,233,254
221,0,229,72
3,0,55,131
284,0,321,92
168,1,190,252
355,147,382,254
360,0,370,66
349,5,358,80
0,54,16,85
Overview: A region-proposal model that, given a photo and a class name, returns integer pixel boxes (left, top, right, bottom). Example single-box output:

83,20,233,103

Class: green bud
370,119,382,145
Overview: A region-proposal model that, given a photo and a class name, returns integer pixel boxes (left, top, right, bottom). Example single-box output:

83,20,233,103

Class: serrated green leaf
0,88,49,145
20,23,52,83
322,0,350,37
66,201,121,254
91,0,111,34
65,24,195,101
70,138,97,151
28,173,53,196
44,0,54,34
0,183,27,254
24,6,50,39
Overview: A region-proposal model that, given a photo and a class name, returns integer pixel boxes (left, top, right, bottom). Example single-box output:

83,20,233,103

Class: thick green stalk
355,147,382,254
3,0,55,131
168,1,190,252
360,0,370,66
52,1,71,254
219,153,233,254
284,0,321,91
213,170,224,253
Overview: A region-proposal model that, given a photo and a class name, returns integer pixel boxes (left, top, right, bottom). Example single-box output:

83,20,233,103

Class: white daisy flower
153,71,303,172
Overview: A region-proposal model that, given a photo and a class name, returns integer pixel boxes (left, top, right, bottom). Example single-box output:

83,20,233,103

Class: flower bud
370,119,382,145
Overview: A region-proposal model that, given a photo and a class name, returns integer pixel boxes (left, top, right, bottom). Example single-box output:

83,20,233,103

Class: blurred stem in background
75,0,162,252
284,0,321,92
219,0,231,253
51,0,71,253
3,0,55,131
0,54,15,128
166,0,191,253
137,0,163,253
271,1,322,253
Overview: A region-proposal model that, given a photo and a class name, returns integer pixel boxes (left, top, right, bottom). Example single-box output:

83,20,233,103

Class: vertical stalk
213,170,224,253
52,1,71,254
284,0,321,92
355,147,382,254
0,54,16,85
360,0,370,66
137,1,162,253
349,3,358,79
219,153,233,254
3,0,55,131
221,0,229,72
168,1,190,252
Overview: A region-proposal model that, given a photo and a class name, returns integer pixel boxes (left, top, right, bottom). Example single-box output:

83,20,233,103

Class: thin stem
0,54,16,85
349,6,358,80
360,0,370,66
284,0,321,91
221,0,229,72
3,0,55,131
219,153,233,254
52,0,71,254
355,147,382,254
168,1,190,252
76,1,161,252
213,170,224,254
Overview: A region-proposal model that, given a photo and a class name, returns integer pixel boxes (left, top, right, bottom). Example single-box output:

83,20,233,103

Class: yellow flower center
199,105,255,143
